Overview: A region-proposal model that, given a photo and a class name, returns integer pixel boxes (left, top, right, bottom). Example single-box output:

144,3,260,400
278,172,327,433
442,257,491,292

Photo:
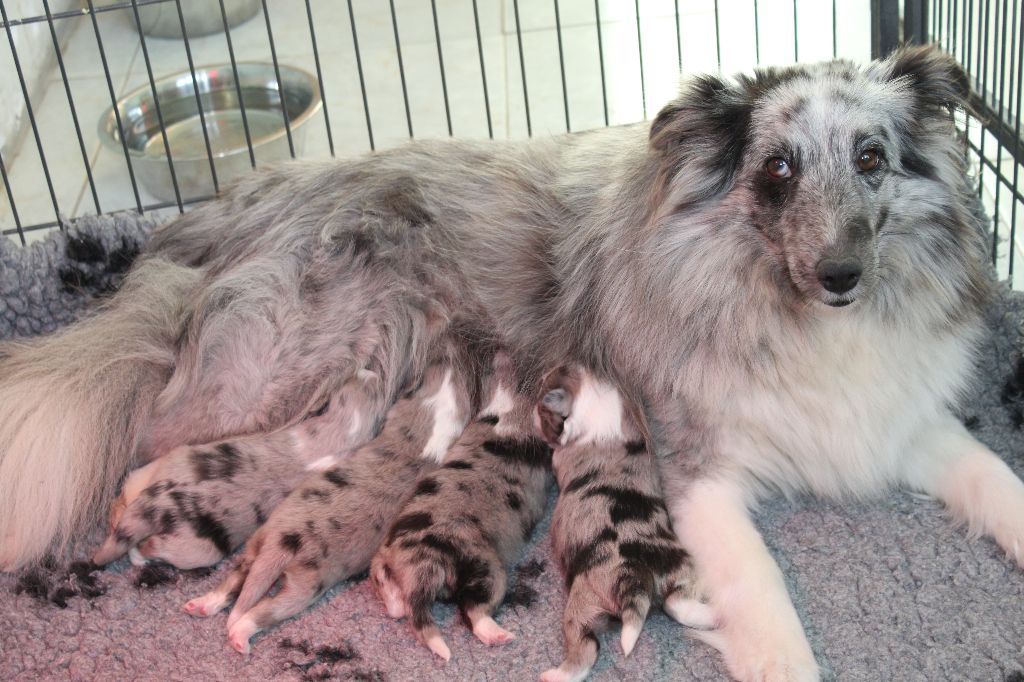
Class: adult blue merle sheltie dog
0,45,1009,681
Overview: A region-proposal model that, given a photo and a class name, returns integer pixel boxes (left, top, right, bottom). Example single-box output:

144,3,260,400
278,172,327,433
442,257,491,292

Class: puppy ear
877,44,970,112
649,75,753,203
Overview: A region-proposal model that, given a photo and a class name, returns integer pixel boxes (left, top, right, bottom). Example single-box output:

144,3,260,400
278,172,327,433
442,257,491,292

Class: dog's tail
226,541,292,628
409,562,451,661
0,258,200,571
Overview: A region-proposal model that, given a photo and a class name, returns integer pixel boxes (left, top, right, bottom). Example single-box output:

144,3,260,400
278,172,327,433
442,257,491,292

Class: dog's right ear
649,75,753,203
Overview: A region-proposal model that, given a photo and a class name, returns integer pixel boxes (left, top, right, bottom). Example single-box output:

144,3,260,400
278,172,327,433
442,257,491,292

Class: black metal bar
1009,0,1023,275
967,137,1024,206
965,0,973,83
347,0,374,150
978,0,991,200
512,0,531,136
175,0,219,194
594,0,608,127
130,0,183,211
86,0,142,213
946,0,954,57
904,0,928,44
945,0,952,51
305,0,334,156
471,0,493,139
388,0,413,138
554,0,570,132
754,0,760,64
1,0,62,226
792,0,798,62
0,151,25,245
219,0,255,168
992,0,1009,264
260,0,295,156
0,0,174,28
714,0,722,70
674,0,681,72
43,0,100,215
871,0,901,59
430,0,453,137
832,0,838,57
634,0,646,119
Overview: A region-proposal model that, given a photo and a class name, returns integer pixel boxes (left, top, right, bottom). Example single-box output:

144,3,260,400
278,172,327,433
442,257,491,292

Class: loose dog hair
1,45,1016,682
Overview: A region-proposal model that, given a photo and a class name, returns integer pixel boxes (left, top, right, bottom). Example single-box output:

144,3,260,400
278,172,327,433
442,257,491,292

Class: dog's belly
713,316,979,499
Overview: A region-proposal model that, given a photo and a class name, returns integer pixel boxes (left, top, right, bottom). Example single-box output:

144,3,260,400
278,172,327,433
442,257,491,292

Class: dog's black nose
816,259,862,294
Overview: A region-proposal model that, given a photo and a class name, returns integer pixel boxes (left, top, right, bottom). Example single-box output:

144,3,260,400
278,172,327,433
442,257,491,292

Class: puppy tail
619,594,651,656
0,258,200,571
226,543,291,628
409,563,451,661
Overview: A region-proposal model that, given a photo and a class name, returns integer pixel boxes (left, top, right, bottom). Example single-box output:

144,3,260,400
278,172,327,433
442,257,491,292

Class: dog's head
650,45,983,311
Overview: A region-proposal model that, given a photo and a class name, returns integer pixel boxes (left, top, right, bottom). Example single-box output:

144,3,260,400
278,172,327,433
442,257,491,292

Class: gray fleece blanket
1,213,1024,682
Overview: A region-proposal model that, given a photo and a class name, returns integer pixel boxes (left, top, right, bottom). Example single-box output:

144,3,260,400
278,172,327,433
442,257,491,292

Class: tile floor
3,0,1018,288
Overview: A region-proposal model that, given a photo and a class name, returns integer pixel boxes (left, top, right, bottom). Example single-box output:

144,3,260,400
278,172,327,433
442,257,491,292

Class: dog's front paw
691,600,819,682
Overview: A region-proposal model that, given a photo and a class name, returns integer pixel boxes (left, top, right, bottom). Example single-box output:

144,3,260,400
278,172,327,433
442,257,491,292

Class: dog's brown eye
858,149,880,171
765,157,792,179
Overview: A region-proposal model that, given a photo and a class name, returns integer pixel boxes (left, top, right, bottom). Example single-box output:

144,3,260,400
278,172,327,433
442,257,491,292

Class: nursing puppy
184,340,480,654
370,353,551,661
536,366,714,682
92,371,384,569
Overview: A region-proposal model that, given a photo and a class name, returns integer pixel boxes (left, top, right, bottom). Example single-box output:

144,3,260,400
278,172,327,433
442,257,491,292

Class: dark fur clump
13,561,107,607
136,562,176,588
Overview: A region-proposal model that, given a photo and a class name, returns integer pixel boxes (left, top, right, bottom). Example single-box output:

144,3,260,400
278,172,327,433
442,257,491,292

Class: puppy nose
816,259,862,294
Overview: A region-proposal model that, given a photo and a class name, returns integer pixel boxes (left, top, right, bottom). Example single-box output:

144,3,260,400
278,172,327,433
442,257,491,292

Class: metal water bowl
99,63,322,202
130,0,260,39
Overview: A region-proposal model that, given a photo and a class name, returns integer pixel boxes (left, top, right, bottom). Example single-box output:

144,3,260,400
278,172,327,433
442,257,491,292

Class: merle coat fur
370,353,552,661
537,366,714,682
0,46,1013,681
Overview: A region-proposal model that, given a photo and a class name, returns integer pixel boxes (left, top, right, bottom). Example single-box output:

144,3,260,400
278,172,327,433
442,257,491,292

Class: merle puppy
536,366,715,682
370,353,551,661
184,338,482,654
92,370,384,570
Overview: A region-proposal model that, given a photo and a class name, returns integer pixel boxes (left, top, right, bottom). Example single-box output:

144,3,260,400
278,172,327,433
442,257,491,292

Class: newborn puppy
184,340,480,654
92,370,384,570
536,366,715,682
370,353,552,661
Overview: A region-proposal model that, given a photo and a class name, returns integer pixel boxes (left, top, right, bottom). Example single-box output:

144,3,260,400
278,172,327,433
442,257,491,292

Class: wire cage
0,0,1020,285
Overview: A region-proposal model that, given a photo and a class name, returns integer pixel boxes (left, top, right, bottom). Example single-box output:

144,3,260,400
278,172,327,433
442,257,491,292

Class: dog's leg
668,476,820,682
903,414,1024,565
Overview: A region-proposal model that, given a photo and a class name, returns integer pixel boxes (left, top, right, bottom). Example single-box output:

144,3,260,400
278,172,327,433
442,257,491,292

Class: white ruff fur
559,374,625,446
715,314,978,499
420,370,463,463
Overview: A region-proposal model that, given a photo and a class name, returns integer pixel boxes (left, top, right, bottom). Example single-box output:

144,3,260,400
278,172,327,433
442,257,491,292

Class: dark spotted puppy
91,370,384,570
536,366,715,682
370,353,552,661
184,341,479,654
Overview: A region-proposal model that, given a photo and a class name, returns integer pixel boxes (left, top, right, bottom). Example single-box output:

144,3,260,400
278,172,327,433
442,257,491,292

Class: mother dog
0,46,1014,680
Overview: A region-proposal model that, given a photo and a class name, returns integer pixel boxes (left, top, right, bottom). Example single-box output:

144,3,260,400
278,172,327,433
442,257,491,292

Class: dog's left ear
650,75,754,203
875,44,970,112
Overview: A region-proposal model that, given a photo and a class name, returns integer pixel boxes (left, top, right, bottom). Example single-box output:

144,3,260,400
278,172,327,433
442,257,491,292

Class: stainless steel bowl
131,0,260,39
99,63,322,202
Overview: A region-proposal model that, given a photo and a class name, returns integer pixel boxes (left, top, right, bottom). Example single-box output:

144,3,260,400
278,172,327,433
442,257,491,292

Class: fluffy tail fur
0,258,200,571
408,562,451,660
